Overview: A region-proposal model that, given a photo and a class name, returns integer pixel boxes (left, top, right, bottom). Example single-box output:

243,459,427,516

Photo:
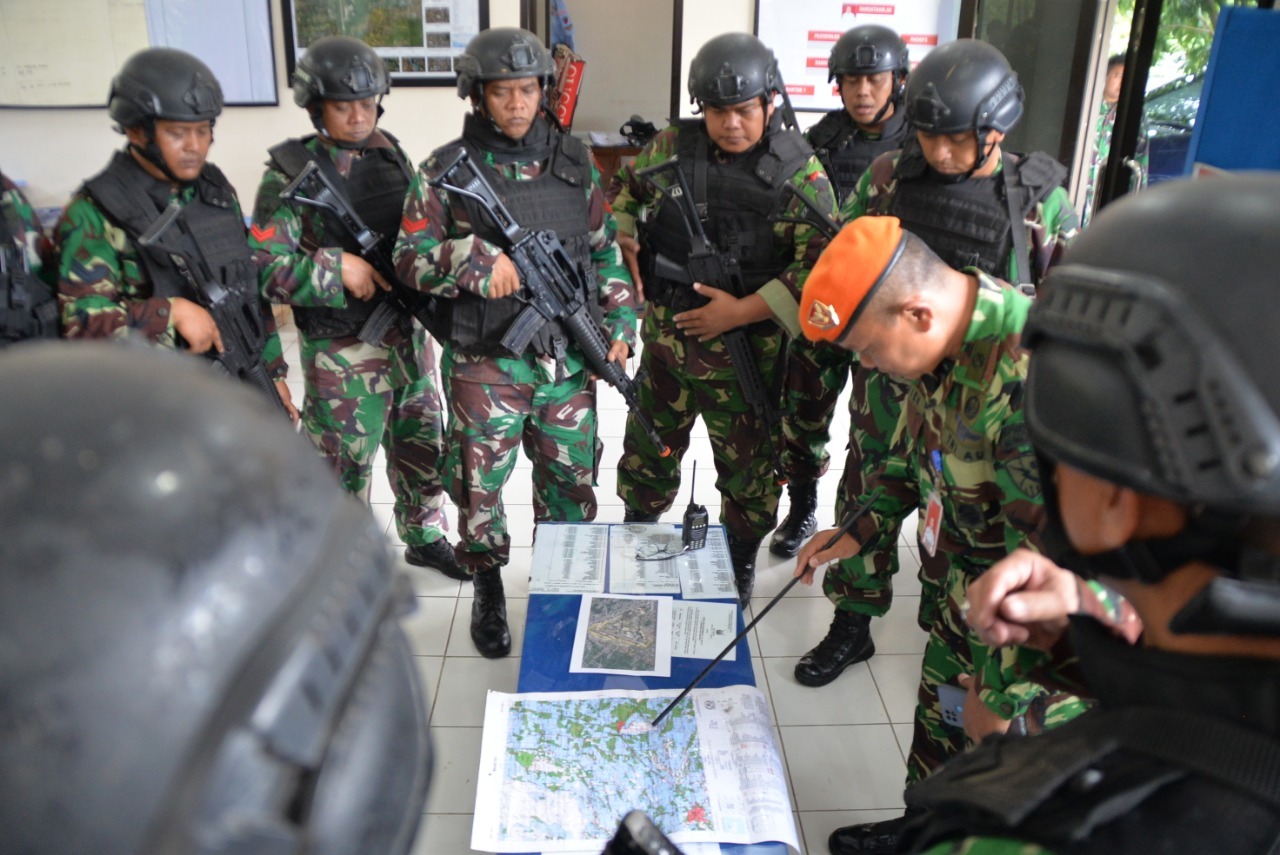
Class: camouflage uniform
1081,101,1150,228
393,117,636,572
611,121,836,543
842,274,1049,783
1,171,58,344
827,150,1077,625
778,107,911,501
250,131,450,552
55,151,286,377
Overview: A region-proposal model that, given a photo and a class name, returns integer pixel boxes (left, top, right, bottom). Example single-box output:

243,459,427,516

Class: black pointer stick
649,486,886,728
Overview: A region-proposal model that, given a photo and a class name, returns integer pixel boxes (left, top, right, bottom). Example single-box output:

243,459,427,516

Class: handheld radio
681,461,709,552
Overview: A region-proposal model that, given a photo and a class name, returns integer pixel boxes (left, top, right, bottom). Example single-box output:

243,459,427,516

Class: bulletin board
0,0,277,108
282,0,489,87
755,0,964,113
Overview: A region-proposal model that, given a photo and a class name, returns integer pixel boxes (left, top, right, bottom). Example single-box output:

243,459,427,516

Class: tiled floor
276,313,926,854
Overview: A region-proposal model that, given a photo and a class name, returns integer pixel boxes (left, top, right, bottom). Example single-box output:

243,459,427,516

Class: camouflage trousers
907,597,991,784
617,328,784,542
300,330,448,548
780,336,853,484
444,370,600,572
827,363,949,623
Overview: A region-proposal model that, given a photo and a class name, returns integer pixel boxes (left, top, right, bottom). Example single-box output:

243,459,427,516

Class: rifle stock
139,202,288,416
430,149,669,457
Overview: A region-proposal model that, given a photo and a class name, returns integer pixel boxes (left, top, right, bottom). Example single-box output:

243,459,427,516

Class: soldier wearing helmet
772,24,912,570
54,48,294,415
788,38,1078,730
250,35,461,582
394,27,637,657
0,342,431,855
609,32,837,606
900,175,1280,853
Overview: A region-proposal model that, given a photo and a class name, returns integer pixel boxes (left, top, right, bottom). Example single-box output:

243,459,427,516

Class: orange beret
799,215,908,343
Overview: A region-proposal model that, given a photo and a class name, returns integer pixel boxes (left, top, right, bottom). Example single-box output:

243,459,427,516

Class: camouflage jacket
847,272,1048,718
394,124,636,386
56,152,286,376
611,123,837,348
2,172,55,287
842,149,1078,286
1081,101,1150,229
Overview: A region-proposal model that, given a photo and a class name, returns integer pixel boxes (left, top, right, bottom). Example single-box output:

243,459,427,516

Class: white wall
0,0,763,209
0,0,521,210
565,0,674,132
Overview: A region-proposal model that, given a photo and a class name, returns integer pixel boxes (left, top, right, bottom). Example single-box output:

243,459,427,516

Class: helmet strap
129,122,183,185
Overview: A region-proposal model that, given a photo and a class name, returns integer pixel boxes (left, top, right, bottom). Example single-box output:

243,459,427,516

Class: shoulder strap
1000,151,1035,292
268,137,362,217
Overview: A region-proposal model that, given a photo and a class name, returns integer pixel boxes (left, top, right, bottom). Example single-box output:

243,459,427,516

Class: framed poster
282,0,490,88
0,0,276,108
755,0,964,113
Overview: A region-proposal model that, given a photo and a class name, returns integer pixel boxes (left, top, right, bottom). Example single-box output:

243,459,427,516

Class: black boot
769,480,818,557
727,536,761,607
794,609,874,687
828,809,923,855
623,507,661,523
471,568,511,658
404,538,469,581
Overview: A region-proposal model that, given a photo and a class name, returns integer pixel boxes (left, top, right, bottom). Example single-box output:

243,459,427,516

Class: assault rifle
429,149,669,455
278,159,442,345
139,202,287,415
635,157,788,484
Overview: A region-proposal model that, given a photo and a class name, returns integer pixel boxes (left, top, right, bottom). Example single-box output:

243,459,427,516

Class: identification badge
921,490,943,557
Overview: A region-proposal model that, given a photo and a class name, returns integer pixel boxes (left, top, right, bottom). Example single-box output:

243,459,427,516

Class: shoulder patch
249,223,275,242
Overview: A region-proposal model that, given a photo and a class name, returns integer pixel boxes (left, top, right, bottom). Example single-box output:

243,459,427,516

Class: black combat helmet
293,35,390,108
107,47,223,131
687,32,783,108
455,27,555,101
906,39,1022,171
828,25,910,123
0,344,432,855
1023,175,1280,633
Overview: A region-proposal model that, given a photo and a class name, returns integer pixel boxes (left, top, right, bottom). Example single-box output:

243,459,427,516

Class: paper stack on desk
472,686,800,853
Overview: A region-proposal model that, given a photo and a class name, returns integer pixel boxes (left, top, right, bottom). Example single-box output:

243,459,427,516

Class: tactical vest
902,619,1280,854
0,184,58,345
269,135,414,340
83,152,257,309
884,147,1066,285
807,108,909,204
432,132,596,358
640,120,813,314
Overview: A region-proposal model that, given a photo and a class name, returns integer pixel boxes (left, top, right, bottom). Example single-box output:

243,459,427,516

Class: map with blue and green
499,694,711,840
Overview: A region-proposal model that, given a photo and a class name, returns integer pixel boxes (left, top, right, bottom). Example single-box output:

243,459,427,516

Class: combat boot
727,536,761,607
404,538,469,581
471,568,511,658
794,609,874,687
623,508,661,523
828,809,924,855
769,480,818,557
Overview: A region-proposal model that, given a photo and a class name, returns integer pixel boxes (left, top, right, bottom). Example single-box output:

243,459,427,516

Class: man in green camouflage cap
610,31,838,606
796,211,1071,855
394,27,637,658
55,47,293,415
1,169,58,345
250,35,461,581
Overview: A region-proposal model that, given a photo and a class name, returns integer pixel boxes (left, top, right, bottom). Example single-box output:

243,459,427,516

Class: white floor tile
431,656,523,727
401,596,460,657
799,809,905,855
867,654,923,725
752,595,844,659
422,726,484,814
762,656,887,727
871,596,928,655
780,724,907,811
